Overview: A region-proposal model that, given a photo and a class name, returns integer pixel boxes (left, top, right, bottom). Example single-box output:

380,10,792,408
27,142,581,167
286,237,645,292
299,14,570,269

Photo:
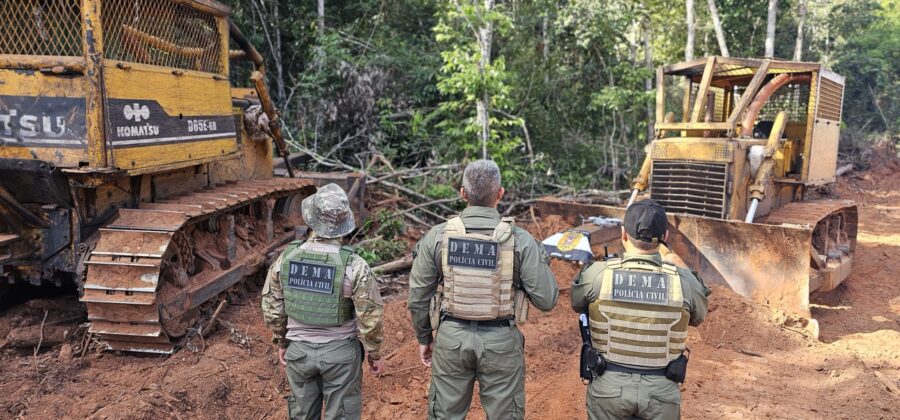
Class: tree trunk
707,0,729,57
317,0,325,38
793,0,807,61
644,22,654,141
685,0,695,61
765,0,777,58
476,0,494,159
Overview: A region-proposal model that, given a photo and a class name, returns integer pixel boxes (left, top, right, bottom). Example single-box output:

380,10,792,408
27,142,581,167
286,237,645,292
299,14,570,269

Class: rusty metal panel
107,209,188,231
0,0,83,57
101,0,223,74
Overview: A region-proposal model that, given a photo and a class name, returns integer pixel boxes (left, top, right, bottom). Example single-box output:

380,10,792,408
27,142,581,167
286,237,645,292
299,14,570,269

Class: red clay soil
2,155,900,419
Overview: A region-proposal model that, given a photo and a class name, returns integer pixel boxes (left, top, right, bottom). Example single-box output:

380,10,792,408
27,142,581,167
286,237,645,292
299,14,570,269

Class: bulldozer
537,56,856,321
0,0,365,353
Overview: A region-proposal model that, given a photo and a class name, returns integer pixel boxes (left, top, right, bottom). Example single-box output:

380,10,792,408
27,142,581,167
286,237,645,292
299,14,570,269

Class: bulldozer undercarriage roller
80,178,315,354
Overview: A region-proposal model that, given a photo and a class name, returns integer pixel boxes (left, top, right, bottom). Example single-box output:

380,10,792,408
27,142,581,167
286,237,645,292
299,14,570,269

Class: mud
1,154,899,419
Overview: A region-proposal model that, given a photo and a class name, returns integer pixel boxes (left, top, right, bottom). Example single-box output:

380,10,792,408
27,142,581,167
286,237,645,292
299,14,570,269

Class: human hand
419,343,434,367
278,347,287,366
368,355,384,376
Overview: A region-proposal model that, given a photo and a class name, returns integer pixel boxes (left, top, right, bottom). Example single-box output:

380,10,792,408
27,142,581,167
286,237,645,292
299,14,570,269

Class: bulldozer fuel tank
80,177,315,354
534,198,857,318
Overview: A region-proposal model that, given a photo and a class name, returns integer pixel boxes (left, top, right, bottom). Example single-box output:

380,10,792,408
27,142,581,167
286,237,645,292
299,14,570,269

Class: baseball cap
624,199,668,246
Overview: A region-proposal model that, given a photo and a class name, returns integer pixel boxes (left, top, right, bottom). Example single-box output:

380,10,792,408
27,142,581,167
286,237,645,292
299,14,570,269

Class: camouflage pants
428,319,526,420
285,338,363,420
586,371,681,420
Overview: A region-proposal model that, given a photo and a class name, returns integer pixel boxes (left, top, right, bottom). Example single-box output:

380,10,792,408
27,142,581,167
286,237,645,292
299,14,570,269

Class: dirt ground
1,154,899,420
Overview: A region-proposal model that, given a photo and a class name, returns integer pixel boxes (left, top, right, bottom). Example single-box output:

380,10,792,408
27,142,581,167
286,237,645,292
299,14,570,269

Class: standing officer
408,159,559,419
571,199,709,420
262,183,384,420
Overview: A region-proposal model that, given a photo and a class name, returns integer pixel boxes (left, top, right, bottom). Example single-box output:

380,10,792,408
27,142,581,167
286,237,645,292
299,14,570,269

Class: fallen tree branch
373,255,414,274
393,198,460,218
381,180,456,214
380,365,422,377
367,164,462,185
202,300,228,338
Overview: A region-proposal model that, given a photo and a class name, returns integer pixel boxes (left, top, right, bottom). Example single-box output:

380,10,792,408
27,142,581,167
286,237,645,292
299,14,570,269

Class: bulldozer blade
534,198,813,317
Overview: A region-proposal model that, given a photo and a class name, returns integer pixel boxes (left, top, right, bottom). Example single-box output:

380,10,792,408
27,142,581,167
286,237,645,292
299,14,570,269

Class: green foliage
229,0,897,199
357,209,408,264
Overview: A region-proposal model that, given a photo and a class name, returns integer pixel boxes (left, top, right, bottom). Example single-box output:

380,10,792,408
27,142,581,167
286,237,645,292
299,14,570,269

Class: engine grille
650,161,729,219
0,0,83,57
102,0,223,74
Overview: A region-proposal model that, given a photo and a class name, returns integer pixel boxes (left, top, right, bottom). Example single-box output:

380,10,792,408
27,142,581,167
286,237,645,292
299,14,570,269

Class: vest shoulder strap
660,262,679,276
445,216,466,235
339,246,355,266
493,219,515,244
604,258,623,270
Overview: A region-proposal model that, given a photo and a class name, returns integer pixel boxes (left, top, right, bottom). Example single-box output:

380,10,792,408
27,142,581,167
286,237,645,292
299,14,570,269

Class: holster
429,290,443,331
580,346,606,381
665,349,690,383
513,289,529,325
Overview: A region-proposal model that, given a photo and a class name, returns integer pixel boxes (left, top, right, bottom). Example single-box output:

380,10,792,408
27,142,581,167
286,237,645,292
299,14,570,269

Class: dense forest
227,0,898,200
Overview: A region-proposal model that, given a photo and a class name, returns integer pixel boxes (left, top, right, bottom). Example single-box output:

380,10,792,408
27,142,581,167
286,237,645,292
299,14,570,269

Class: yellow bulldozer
537,56,857,322
0,0,365,353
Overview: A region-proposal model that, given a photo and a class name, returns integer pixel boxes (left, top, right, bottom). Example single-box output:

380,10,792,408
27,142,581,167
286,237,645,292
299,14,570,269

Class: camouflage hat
301,183,356,238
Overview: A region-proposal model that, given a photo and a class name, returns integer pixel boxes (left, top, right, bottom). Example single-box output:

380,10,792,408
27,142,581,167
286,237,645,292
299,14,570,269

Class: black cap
624,199,668,245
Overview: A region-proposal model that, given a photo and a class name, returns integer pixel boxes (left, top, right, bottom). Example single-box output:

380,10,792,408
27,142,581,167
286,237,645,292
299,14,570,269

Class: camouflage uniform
571,252,709,420
261,183,384,420
408,206,560,420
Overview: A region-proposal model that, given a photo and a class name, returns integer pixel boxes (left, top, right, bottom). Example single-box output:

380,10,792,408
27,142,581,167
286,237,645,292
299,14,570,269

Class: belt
604,362,667,376
443,316,512,328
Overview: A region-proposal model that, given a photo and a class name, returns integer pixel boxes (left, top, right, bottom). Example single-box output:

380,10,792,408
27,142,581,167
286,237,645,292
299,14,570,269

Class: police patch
611,270,669,304
286,261,336,294
447,238,498,270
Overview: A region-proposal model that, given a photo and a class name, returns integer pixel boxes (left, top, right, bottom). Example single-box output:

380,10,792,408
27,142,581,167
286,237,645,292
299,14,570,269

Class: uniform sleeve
514,229,559,312
261,253,288,347
350,255,385,359
678,267,711,326
570,262,604,313
407,226,442,346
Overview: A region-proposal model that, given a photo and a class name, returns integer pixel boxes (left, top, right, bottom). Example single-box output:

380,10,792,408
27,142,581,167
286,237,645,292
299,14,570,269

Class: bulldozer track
764,199,858,231
80,178,315,354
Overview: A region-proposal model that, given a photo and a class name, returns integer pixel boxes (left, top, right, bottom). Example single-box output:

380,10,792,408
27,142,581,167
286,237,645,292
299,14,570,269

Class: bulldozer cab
0,0,238,172
645,57,845,221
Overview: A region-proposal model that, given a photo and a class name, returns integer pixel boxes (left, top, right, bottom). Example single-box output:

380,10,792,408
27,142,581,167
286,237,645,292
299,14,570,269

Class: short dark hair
629,237,660,252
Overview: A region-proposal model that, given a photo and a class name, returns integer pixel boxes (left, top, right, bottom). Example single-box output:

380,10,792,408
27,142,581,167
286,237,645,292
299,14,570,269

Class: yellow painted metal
0,70,89,167
650,138,734,163
82,0,108,168
689,57,716,122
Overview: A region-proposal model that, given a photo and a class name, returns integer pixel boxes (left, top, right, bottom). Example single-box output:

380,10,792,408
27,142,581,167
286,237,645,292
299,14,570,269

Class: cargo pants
428,319,526,420
285,337,363,420
586,371,682,420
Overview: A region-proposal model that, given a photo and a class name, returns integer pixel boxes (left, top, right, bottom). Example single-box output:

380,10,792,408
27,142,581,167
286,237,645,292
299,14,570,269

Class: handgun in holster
579,312,605,383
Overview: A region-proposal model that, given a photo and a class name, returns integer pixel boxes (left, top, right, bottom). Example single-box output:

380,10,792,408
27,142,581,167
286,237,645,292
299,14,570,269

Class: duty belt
443,316,512,328
604,362,667,376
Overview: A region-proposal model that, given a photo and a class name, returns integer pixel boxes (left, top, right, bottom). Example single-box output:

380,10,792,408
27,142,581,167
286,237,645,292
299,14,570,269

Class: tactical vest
588,258,689,368
439,216,516,320
279,241,355,326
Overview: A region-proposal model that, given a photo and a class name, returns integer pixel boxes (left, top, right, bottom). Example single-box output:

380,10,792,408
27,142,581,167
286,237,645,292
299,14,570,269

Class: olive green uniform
262,236,384,420
571,253,709,420
408,206,559,420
